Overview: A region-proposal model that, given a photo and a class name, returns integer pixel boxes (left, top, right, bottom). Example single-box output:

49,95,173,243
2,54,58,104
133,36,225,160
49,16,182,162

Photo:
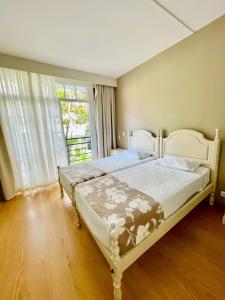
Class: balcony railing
65,136,92,165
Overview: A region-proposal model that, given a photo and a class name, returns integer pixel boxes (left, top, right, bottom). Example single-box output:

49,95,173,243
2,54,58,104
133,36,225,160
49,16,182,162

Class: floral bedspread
59,164,107,198
78,175,164,255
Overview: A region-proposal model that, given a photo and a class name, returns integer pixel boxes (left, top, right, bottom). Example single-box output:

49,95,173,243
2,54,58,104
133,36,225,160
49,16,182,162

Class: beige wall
0,53,117,87
116,15,225,202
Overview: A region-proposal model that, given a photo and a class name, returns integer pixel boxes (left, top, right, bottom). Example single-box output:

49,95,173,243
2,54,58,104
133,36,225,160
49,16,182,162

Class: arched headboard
128,129,159,157
161,129,220,185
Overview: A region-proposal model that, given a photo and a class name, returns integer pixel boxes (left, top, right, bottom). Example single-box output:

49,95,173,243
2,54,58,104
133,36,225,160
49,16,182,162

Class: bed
74,129,220,300
58,129,159,211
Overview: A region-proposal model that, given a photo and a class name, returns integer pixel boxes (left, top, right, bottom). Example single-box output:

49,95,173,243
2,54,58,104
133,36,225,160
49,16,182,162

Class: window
56,82,93,165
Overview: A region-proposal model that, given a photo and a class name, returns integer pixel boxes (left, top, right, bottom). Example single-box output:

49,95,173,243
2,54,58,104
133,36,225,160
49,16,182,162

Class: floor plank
0,186,225,300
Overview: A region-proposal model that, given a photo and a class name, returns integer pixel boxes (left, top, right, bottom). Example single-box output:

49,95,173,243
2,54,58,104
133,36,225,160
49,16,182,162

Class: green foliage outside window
56,85,92,165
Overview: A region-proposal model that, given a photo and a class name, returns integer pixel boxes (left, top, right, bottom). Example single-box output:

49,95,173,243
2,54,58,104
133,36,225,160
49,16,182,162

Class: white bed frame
73,129,220,300
128,129,160,157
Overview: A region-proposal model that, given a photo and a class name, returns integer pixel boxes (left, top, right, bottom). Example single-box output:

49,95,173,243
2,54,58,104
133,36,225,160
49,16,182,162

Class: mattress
75,160,210,250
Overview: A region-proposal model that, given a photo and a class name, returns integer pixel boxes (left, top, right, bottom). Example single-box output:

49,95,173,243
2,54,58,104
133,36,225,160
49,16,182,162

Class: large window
56,83,93,165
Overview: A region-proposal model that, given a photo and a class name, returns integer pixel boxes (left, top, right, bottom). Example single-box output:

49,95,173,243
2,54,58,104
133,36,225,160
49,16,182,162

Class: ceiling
0,0,224,78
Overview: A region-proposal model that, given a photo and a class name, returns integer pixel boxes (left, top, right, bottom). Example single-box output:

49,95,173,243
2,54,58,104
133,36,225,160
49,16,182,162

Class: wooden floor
0,185,225,300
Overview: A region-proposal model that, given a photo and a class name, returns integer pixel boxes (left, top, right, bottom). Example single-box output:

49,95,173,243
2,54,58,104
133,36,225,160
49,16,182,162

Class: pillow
156,156,200,172
119,150,152,160
137,150,153,159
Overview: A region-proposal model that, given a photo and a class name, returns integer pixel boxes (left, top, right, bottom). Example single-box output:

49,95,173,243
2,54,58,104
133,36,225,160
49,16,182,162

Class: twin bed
58,130,158,204
58,128,220,300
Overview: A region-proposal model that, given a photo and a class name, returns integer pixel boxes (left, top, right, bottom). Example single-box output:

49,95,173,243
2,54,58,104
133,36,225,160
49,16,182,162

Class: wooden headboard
128,129,159,157
161,129,220,184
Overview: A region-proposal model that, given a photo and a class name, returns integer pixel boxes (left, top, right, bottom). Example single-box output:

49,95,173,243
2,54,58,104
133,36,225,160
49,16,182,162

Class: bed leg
111,269,122,300
110,229,122,299
57,166,64,198
209,192,215,206
59,182,64,198
71,184,81,228
74,206,81,228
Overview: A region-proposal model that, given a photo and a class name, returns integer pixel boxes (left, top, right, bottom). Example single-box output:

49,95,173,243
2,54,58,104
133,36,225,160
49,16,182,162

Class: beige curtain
94,84,116,158
0,125,15,200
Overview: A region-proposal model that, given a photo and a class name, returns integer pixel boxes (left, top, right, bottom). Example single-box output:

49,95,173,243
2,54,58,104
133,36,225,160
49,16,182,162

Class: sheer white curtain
94,84,116,158
0,67,67,192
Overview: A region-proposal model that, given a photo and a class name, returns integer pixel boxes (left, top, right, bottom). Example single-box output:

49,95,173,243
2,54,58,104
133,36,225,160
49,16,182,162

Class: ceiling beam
152,0,195,33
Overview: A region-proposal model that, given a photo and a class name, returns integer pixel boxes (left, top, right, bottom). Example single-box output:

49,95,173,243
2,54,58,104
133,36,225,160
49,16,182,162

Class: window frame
55,78,95,164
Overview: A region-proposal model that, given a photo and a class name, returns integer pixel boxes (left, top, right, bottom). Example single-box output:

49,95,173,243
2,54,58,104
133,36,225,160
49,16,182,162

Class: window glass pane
60,100,92,164
56,83,65,100
76,86,87,100
65,84,76,99
60,101,90,141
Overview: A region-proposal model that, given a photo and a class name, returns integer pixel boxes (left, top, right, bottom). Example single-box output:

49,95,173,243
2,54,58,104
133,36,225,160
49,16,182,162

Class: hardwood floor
0,185,225,300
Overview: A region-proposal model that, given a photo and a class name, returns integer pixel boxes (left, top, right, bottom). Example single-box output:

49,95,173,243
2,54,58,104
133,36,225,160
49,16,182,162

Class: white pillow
156,156,200,172
138,150,153,159
119,150,152,160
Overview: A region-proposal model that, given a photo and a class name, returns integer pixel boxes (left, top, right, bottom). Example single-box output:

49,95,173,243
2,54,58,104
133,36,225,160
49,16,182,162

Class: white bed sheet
112,161,210,218
75,161,210,250
87,153,156,173
60,153,155,199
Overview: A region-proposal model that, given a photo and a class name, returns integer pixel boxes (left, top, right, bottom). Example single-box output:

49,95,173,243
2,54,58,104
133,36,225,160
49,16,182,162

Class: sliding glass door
56,83,94,165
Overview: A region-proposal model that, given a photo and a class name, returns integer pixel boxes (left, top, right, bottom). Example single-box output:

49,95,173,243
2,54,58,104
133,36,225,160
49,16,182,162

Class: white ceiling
0,0,224,78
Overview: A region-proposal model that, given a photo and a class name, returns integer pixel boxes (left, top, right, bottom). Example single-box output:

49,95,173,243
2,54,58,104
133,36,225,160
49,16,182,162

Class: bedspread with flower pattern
59,164,107,198
77,175,164,255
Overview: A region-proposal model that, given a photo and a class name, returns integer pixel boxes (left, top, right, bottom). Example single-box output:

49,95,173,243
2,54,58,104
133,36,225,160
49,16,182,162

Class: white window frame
55,78,97,162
